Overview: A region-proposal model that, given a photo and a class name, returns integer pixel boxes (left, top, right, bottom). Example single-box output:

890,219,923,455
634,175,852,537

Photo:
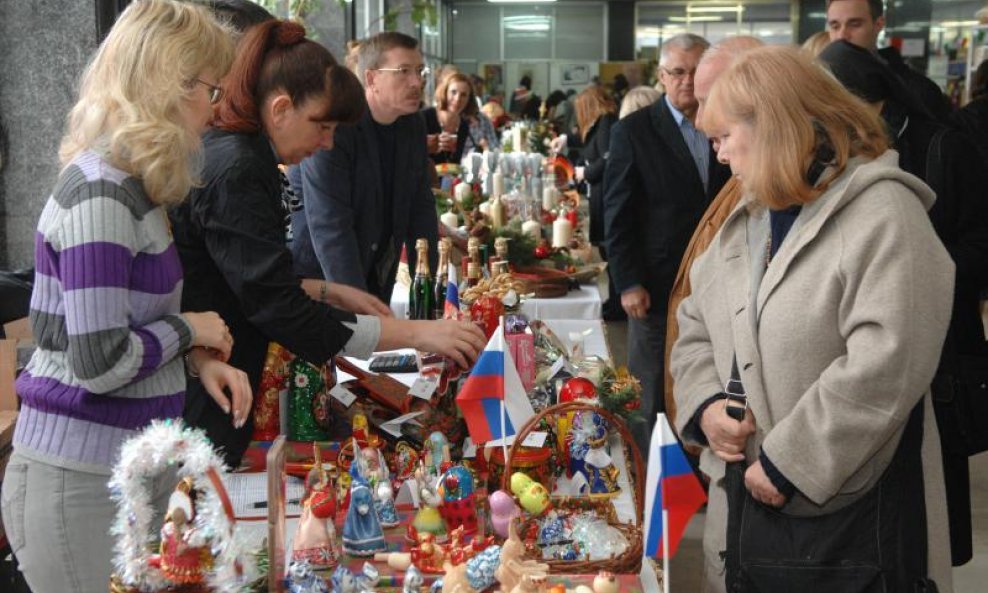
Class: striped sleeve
53,189,192,394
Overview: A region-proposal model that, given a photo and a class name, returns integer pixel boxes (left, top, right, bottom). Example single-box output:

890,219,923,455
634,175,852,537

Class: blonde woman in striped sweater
0,2,250,591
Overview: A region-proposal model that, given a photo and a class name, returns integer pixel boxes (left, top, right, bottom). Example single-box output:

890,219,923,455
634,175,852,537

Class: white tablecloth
390,282,602,320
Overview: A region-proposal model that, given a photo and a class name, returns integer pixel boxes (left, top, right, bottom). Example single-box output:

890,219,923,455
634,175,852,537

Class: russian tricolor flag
643,413,707,560
455,325,534,445
444,261,460,320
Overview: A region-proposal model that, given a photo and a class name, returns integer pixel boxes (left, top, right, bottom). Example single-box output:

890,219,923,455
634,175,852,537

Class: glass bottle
432,238,450,320
409,238,434,320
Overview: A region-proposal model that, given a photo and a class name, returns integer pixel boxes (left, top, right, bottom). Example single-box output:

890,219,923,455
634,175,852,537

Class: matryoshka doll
437,465,478,536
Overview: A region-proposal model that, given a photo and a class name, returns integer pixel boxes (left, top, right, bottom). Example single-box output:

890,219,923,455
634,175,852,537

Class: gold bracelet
319,281,328,303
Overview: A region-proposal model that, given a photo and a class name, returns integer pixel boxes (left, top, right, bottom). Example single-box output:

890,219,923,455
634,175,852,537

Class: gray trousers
627,310,667,459
1,452,172,593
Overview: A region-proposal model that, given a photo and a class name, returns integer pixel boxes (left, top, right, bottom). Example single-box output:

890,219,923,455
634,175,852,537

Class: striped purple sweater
13,151,194,474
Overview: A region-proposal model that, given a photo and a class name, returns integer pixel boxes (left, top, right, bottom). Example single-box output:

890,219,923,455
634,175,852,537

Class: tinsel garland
108,419,259,593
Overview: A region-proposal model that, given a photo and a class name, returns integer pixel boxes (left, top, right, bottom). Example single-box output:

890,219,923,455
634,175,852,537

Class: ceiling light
686,5,744,14
940,20,979,28
669,15,724,22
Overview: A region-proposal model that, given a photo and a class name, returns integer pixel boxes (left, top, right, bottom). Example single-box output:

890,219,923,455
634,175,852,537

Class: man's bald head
695,36,763,132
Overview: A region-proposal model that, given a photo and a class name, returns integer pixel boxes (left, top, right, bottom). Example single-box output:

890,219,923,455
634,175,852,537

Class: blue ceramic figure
352,442,400,528
341,479,388,556
330,565,356,593
568,410,620,496
287,560,330,593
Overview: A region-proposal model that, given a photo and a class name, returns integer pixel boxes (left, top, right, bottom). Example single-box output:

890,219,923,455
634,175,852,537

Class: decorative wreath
108,420,259,593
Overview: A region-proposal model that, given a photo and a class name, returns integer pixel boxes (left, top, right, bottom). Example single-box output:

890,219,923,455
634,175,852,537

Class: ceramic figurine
403,565,425,593
495,519,549,593
438,465,479,536
293,450,339,568
353,440,400,528
592,571,618,593
425,432,452,478
331,565,357,593
356,562,380,591
158,477,212,585
287,560,330,593
341,479,387,556
489,489,521,538
509,473,551,516
411,464,447,543
568,410,620,497
439,545,501,593
410,532,447,573
509,572,547,593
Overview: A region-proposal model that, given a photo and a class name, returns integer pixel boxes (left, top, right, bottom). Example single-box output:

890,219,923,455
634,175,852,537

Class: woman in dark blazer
170,20,485,468
575,87,619,317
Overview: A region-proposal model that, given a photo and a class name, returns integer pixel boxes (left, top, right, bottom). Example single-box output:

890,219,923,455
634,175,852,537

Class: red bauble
624,399,641,411
559,377,596,403
565,209,578,226
534,244,551,259
541,210,556,224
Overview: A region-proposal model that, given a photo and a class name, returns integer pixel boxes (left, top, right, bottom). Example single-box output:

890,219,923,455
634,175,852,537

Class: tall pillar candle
490,195,505,229
542,186,557,211
552,217,573,248
454,182,471,204
492,171,504,198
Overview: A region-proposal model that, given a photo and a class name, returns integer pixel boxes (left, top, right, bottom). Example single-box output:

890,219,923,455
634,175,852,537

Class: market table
389,282,603,321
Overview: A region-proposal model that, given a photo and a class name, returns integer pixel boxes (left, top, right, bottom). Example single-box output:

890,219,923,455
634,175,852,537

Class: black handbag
723,359,937,593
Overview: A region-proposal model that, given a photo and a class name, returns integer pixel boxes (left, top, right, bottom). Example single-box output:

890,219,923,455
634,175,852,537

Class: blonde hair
802,31,833,57
59,0,234,205
575,87,617,139
704,46,887,209
618,86,661,120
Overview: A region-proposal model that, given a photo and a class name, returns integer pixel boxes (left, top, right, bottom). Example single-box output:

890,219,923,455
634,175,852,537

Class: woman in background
423,72,478,164
171,19,485,469
574,86,620,320
0,2,247,591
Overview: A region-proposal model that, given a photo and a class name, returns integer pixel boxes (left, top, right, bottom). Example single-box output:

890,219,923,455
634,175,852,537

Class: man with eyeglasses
603,32,732,459
289,32,438,304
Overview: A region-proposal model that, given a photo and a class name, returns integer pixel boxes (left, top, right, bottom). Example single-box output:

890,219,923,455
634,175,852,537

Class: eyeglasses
661,67,697,81
374,66,431,80
193,78,224,104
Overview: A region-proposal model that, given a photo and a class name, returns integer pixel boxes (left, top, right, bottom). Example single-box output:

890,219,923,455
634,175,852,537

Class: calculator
368,353,419,374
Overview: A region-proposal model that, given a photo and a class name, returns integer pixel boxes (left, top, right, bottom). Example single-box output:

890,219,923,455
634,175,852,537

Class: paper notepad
224,472,305,519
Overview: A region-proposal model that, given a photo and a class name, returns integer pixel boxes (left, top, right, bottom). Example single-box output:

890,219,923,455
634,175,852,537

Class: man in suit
290,32,438,304
604,33,731,457
826,0,952,121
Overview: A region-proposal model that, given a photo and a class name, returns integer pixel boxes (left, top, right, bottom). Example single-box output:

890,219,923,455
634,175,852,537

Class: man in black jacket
290,32,439,304
603,33,731,456
826,0,952,121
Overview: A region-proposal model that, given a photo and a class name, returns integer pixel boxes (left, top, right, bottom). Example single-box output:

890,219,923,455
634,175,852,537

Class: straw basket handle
500,401,645,523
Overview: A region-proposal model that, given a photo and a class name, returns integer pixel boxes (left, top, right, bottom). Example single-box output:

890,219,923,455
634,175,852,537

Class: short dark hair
356,32,420,82
201,0,274,33
826,0,884,20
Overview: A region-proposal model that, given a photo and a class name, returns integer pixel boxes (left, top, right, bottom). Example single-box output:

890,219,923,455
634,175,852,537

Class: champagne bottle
409,238,434,320
432,238,450,320
466,262,482,288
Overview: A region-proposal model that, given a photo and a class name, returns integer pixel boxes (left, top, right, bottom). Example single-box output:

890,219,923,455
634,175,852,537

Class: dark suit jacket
289,109,439,302
582,112,617,244
879,46,953,122
603,96,731,311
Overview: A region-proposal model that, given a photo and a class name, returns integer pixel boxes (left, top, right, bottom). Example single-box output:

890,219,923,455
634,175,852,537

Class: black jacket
170,129,357,466
879,46,953,122
421,106,470,164
582,112,617,244
603,97,731,310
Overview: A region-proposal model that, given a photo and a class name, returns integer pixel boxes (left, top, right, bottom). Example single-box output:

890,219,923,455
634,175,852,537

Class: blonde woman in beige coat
671,46,954,593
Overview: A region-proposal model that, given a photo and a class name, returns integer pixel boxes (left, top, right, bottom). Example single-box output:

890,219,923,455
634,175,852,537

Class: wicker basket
501,401,644,574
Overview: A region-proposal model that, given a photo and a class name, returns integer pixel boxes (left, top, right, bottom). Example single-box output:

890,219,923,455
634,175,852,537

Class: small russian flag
444,261,460,320
643,413,707,559
455,325,534,445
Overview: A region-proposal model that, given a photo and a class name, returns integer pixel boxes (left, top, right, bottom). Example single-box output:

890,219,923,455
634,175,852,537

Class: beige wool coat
671,151,954,592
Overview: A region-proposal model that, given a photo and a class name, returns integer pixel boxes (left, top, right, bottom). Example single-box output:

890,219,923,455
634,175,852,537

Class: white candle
490,195,505,229
542,186,556,211
440,211,459,229
522,219,541,240
492,172,504,198
552,217,573,248
512,127,525,154
479,200,491,216
454,182,471,203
